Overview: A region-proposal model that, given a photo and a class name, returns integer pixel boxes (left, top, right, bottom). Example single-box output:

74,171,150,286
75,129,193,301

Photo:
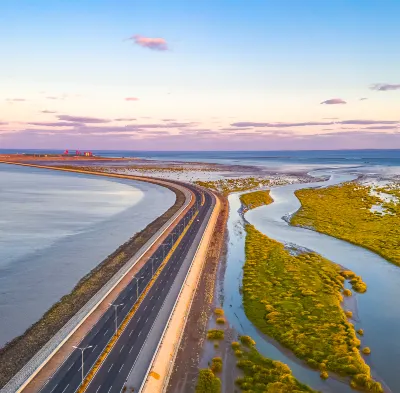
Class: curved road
39,182,214,393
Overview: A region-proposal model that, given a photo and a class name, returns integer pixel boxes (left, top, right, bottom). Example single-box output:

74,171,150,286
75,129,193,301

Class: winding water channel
223,171,399,393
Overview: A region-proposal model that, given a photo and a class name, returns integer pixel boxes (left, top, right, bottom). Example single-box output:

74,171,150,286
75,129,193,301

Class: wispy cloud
320,98,347,105
28,121,84,127
115,118,137,122
340,119,399,125
57,115,111,124
231,121,332,128
41,110,57,114
125,97,139,101
6,98,27,102
360,98,368,101
370,83,400,91
46,96,59,100
129,35,168,51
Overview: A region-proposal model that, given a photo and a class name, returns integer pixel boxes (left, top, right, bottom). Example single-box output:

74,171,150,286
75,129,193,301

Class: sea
0,163,175,347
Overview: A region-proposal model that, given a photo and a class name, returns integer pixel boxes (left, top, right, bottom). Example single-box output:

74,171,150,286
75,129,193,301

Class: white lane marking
138,330,142,337
104,329,109,336
61,384,69,393
108,364,114,373
137,316,141,322
152,305,155,311
129,346,134,354
93,344,97,351
144,305,147,311
78,366,81,372
107,386,113,393
95,385,102,393
145,317,149,324
122,305,126,310
129,330,134,337
67,363,73,371
49,384,58,393
130,296,133,300
119,344,125,353
119,364,124,373
150,295,153,300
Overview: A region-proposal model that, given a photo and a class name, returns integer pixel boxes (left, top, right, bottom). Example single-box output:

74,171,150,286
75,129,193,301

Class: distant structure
63,149,93,157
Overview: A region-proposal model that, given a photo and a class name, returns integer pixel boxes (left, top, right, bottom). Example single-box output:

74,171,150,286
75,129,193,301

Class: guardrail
0,175,192,393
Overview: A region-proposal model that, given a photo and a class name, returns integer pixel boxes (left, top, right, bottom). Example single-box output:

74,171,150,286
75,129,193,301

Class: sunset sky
1,0,400,150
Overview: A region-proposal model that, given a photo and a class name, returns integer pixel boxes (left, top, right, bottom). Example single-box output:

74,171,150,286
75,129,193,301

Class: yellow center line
77,211,199,392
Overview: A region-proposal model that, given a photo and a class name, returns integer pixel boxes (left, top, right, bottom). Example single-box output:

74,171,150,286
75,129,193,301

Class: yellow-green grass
234,339,316,392
195,178,271,195
240,190,273,211
291,182,400,267
243,224,382,392
195,369,221,393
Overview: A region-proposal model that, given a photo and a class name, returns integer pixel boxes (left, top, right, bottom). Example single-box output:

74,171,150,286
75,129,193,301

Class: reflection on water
224,172,398,392
0,165,175,347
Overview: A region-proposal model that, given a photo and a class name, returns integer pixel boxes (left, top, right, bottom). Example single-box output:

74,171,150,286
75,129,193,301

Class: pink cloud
6,98,27,102
130,35,168,51
320,98,347,105
125,97,139,101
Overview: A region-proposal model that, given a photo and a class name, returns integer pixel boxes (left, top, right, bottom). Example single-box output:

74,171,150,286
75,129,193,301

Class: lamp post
73,345,92,385
149,257,156,276
132,276,144,299
108,303,123,336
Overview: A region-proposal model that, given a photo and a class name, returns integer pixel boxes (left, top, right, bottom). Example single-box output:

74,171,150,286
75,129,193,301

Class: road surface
39,183,213,393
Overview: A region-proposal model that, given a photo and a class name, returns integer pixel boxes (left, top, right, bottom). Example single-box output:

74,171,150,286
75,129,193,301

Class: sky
1,0,400,150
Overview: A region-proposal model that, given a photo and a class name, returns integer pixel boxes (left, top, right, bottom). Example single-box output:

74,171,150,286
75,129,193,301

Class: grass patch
234,341,316,392
243,224,382,392
195,369,221,393
291,182,400,267
196,178,272,195
240,190,273,212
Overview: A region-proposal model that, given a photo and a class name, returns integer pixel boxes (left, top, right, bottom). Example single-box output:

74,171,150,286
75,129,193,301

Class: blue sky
1,0,399,150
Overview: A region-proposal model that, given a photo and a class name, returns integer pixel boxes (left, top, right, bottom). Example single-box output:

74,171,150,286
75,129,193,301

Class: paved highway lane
39,185,212,393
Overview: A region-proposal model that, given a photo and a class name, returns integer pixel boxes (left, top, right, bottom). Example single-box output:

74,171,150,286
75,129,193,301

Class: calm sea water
2,149,400,168
0,164,175,347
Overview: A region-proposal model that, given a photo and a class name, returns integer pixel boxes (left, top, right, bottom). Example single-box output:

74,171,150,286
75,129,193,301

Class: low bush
207,329,224,340
195,369,221,393
210,357,223,373
216,317,225,324
214,308,224,316
239,335,256,347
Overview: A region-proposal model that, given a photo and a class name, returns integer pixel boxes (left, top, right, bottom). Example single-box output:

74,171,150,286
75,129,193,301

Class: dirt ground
166,195,229,393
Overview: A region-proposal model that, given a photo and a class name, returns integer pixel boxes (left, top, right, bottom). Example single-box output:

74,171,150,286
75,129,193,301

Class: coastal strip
0,161,194,392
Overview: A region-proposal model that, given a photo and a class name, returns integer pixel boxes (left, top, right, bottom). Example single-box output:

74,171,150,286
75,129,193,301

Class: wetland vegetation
240,190,273,212
291,182,400,267
243,224,382,392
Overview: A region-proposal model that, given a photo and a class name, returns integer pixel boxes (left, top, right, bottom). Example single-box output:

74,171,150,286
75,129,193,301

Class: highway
39,182,213,393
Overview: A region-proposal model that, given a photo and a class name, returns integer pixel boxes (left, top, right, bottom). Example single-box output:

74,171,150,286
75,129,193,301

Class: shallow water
241,172,400,392
0,164,175,347
223,172,400,392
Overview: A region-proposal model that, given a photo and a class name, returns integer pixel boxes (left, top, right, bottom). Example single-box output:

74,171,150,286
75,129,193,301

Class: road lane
39,185,212,393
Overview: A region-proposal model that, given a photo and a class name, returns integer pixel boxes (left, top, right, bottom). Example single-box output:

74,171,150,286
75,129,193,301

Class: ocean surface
0,164,175,347
2,149,400,175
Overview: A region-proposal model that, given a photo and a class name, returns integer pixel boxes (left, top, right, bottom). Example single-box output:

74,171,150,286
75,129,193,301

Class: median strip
77,212,199,393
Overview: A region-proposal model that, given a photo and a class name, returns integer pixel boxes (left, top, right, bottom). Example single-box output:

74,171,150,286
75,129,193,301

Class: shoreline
0,162,190,389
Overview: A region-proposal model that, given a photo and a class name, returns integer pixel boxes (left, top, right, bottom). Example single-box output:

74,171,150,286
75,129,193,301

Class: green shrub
216,317,225,324
195,369,221,393
210,357,223,373
239,335,256,347
214,308,224,316
207,329,224,340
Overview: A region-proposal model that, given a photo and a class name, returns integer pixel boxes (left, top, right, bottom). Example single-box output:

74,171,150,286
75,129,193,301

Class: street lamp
148,257,157,276
132,276,144,299
108,303,123,335
73,345,92,385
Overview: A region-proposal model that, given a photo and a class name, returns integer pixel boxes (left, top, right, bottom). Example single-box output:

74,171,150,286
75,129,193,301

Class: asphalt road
40,183,213,393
